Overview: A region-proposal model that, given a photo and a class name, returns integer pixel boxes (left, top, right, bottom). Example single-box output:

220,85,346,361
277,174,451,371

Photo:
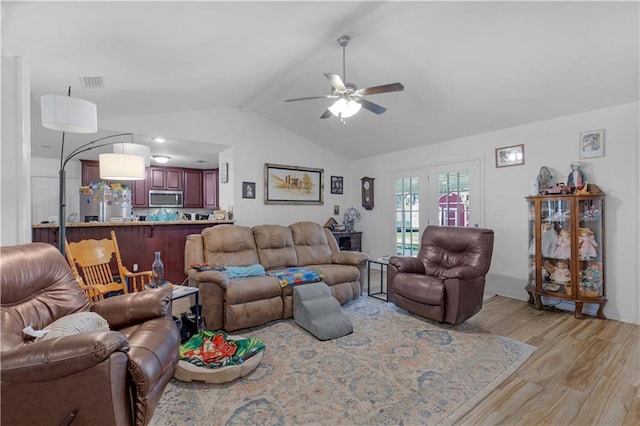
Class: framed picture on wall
579,129,605,158
264,163,324,205
242,181,256,199
495,144,525,168
330,176,343,194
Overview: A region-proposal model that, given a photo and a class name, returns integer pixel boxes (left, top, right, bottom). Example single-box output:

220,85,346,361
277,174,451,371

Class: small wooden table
170,285,201,332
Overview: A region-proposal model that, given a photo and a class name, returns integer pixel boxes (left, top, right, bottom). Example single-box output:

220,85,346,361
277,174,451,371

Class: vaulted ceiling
3,1,638,168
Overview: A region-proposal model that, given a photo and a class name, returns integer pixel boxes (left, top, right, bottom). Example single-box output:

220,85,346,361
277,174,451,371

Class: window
395,176,419,256
438,171,469,227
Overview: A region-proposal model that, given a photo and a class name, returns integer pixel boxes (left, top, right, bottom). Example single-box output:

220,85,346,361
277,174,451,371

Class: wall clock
361,177,375,210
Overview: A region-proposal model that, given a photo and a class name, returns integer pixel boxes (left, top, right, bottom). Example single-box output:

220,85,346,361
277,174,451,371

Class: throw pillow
35,312,110,342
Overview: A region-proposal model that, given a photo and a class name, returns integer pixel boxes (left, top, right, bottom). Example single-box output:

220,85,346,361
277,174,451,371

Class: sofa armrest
441,265,484,280
187,269,230,289
1,331,128,383
331,251,370,266
389,256,425,274
91,286,172,329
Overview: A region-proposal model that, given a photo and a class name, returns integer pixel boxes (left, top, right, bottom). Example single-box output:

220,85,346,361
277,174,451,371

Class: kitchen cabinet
183,168,203,208
525,193,606,319
131,170,148,208
149,167,182,190
81,160,101,186
203,169,219,209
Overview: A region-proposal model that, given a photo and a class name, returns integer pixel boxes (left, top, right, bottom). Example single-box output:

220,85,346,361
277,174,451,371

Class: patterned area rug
151,297,535,425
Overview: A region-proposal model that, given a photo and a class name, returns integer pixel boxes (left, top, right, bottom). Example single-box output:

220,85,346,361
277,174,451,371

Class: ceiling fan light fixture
328,98,361,118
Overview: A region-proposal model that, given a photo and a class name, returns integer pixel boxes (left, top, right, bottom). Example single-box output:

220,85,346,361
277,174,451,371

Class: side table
171,285,201,332
367,257,389,301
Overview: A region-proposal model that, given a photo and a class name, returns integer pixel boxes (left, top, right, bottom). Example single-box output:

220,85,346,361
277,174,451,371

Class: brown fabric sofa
387,225,494,325
0,243,180,426
185,221,369,331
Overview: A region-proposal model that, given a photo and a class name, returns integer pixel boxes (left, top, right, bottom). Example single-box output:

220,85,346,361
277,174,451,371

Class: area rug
151,297,535,425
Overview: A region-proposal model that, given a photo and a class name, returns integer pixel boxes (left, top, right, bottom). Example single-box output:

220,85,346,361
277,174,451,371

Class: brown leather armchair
388,226,494,324
1,243,180,426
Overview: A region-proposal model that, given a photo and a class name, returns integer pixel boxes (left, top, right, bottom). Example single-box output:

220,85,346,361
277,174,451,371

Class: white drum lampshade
99,153,145,180
113,143,151,167
41,95,98,134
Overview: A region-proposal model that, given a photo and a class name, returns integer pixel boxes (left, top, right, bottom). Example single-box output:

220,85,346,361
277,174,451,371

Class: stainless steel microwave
149,190,183,208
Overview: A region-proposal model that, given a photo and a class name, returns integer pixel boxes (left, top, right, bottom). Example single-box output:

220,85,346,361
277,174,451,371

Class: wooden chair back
65,230,153,300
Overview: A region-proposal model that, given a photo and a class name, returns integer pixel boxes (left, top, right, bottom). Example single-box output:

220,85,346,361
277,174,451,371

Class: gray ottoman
293,282,353,340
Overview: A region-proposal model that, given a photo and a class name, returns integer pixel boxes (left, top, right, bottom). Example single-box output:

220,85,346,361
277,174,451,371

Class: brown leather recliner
387,226,494,324
0,243,180,426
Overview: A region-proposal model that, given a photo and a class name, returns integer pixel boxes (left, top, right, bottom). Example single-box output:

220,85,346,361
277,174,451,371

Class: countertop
32,220,235,228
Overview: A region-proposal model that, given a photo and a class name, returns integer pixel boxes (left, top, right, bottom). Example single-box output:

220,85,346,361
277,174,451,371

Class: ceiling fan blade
324,73,347,92
358,98,387,115
357,82,405,96
320,109,332,119
285,95,337,102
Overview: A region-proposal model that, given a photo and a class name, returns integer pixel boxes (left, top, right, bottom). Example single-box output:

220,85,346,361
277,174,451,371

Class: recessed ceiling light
153,137,166,143
152,155,170,164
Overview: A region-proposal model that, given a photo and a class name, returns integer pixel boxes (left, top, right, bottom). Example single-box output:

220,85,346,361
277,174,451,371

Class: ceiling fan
285,35,404,123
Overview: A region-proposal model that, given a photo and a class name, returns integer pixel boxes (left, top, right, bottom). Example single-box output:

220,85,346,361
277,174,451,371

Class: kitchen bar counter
32,220,234,285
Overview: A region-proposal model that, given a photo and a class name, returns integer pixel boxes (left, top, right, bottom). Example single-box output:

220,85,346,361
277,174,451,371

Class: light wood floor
455,295,640,425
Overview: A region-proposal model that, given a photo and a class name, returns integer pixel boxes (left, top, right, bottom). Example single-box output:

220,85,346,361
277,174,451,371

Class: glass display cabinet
525,193,606,319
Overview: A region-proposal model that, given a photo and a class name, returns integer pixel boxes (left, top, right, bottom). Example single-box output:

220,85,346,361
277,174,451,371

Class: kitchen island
32,220,233,285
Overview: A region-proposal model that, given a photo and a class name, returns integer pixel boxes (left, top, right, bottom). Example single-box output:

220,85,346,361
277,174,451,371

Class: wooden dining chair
65,230,153,300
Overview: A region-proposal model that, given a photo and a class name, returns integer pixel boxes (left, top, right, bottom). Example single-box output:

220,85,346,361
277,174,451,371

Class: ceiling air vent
79,76,105,89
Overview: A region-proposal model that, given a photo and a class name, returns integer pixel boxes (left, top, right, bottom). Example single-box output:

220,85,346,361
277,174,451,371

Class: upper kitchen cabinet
149,167,183,190
183,168,203,208
203,169,219,209
81,160,101,186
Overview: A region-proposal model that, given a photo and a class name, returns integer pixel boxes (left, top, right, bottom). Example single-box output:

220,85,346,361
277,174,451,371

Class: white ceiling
3,1,638,168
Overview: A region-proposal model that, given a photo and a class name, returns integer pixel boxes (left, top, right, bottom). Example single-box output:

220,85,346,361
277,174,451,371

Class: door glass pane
395,177,419,256
438,170,470,227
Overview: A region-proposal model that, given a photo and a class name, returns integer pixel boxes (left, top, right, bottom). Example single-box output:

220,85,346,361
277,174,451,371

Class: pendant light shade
113,143,151,167
41,94,98,134
99,153,145,180
328,98,362,118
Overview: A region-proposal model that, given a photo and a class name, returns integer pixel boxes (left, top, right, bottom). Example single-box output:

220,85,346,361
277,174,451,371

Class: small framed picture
242,181,256,199
495,144,525,168
334,205,340,215
220,162,229,183
330,176,343,194
579,129,605,158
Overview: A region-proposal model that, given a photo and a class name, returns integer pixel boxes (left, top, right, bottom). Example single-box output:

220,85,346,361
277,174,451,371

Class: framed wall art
579,129,605,158
330,176,343,194
242,181,256,199
264,163,324,205
220,162,229,183
495,144,525,168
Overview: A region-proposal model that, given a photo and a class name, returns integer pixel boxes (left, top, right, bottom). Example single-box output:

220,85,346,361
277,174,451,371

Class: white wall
353,102,639,324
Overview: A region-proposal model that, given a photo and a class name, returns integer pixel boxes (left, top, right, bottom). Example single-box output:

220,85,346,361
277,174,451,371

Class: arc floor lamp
41,87,148,255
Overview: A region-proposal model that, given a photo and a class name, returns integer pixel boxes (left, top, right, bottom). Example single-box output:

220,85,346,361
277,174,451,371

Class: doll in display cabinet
578,228,598,260
554,229,571,259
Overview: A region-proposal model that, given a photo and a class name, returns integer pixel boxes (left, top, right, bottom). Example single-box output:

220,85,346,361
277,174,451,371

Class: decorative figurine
580,261,602,294
567,162,586,192
541,223,558,258
554,229,571,259
551,260,571,283
537,166,554,192
578,228,598,260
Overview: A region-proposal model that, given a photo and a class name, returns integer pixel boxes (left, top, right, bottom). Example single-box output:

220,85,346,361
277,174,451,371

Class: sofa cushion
253,224,298,270
224,276,283,305
289,222,333,266
202,225,260,266
307,264,359,286
392,273,445,305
